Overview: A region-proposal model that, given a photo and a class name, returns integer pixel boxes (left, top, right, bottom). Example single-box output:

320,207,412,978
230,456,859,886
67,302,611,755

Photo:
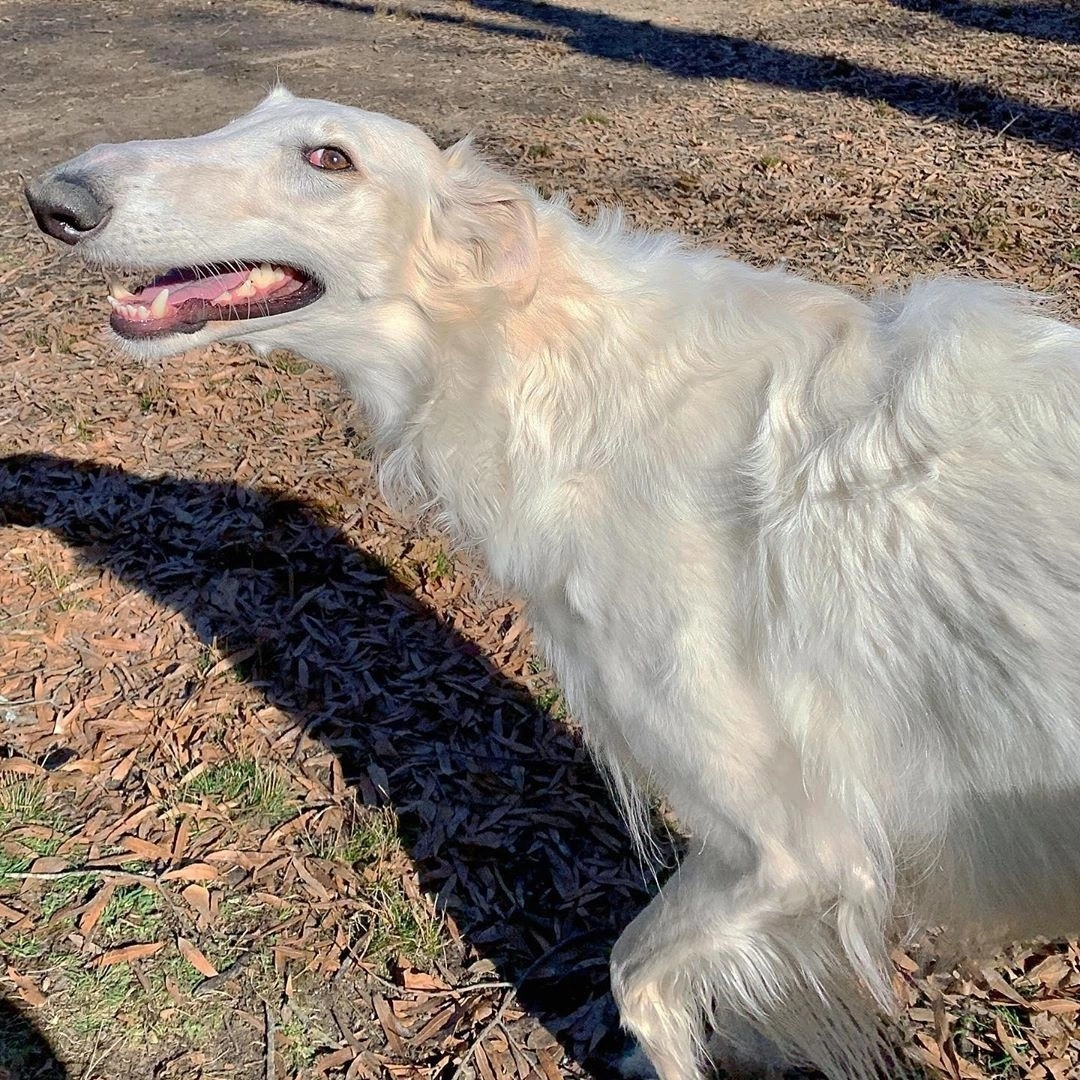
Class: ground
1,0,1079,1078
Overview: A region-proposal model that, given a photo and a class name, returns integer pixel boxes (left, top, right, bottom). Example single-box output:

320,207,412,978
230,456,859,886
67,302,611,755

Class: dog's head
25,87,539,371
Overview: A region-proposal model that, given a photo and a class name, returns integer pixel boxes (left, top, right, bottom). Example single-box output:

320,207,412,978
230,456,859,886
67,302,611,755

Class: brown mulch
2,0,1080,1078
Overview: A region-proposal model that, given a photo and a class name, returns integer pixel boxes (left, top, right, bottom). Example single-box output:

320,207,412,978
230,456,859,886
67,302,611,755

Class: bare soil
1,1,1079,1079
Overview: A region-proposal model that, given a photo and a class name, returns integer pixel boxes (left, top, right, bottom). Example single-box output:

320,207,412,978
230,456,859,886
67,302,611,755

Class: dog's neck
321,203,877,596
325,205,752,589
361,207,643,572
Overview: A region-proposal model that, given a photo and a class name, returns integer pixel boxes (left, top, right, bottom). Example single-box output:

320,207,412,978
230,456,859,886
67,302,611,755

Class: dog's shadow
0,451,667,1071
0,997,68,1079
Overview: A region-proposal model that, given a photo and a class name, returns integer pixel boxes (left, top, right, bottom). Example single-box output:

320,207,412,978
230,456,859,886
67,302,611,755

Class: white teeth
107,265,289,320
249,264,275,289
248,264,286,290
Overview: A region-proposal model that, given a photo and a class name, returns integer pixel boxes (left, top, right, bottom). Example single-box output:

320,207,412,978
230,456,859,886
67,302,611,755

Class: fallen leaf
177,937,218,978
6,966,46,1007
161,862,218,883
78,883,116,936
94,942,166,968
1036,998,1080,1016
180,883,212,924
399,967,450,992
28,857,68,875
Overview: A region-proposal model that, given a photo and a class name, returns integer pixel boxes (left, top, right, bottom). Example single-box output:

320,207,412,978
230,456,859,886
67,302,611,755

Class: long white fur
37,88,1080,1079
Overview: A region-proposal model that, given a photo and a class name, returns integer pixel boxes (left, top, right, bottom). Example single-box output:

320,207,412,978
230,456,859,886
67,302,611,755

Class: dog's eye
306,146,353,171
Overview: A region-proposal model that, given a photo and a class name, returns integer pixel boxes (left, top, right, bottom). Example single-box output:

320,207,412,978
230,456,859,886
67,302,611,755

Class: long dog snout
25,172,111,246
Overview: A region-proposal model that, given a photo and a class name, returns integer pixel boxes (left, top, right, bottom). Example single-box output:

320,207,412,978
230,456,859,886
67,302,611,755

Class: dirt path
1,1,1079,1078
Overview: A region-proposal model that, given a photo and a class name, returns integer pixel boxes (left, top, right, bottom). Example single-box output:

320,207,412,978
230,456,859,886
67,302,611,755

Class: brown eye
306,146,353,171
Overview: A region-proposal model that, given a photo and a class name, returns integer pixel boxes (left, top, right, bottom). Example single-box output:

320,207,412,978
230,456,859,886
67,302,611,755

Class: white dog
26,89,1080,1079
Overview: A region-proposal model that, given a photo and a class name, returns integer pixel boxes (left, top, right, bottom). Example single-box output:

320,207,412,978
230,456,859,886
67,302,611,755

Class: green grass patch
0,776,74,889
97,884,163,946
267,352,310,376
38,873,95,921
16,912,273,1053
310,806,399,867
0,849,34,887
192,644,216,677
22,558,86,610
183,758,294,825
277,1011,334,1071
353,873,444,968
2,932,47,960
61,961,136,1039
27,562,74,595
953,1004,1029,1078
535,684,568,721
430,548,453,579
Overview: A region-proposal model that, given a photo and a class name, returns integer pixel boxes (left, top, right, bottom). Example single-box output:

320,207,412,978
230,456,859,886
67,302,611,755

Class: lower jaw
110,313,210,339
109,285,324,342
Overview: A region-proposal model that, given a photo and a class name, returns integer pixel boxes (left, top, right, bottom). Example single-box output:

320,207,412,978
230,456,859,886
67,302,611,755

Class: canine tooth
110,286,136,301
149,289,169,319
250,265,274,288
107,295,122,309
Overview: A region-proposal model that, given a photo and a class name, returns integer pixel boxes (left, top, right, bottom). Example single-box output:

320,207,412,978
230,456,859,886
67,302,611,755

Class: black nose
25,173,111,245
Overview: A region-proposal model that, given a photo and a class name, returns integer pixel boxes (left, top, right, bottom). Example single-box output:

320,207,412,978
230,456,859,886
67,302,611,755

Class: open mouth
108,261,323,339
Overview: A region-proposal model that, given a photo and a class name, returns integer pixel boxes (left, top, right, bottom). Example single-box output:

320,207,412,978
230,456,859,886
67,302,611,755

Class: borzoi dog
26,88,1080,1079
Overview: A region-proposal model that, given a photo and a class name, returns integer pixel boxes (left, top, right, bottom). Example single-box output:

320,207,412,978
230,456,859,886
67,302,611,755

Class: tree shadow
0,998,67,1080
888,0,1079,46
0,451,665,1072
285,0,1079,153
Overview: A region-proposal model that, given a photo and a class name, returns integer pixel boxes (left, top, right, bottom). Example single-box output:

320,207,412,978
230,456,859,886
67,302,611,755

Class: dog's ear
439,138,539,306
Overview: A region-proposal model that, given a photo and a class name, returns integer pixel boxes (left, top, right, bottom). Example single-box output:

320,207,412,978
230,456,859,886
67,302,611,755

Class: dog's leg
610,846,889,1080
610,850,785,1080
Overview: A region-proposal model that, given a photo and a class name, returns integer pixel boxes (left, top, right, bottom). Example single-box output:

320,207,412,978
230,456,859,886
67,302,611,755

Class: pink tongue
134,270,251,306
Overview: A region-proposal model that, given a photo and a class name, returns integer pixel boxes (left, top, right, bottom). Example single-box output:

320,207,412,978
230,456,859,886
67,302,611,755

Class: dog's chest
485,466,743,753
